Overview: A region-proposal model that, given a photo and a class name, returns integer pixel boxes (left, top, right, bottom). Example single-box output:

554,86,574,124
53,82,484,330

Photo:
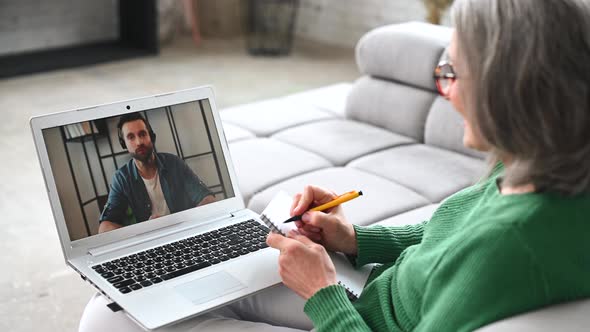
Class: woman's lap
79,284,313,332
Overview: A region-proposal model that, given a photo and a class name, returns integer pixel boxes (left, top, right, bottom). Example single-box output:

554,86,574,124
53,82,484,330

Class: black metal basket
245,0,300,56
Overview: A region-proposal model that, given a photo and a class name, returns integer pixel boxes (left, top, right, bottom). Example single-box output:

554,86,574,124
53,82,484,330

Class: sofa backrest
347,22,485,159
426,96,486,158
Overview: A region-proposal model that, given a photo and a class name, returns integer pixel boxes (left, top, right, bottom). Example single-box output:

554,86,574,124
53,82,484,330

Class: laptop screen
41,99,235,241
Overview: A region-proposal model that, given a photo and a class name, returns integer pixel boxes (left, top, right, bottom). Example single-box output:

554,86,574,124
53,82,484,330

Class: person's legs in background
182,0,201,46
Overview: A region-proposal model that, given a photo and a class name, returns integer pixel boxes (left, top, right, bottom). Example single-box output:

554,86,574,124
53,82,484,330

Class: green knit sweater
303,166,590,331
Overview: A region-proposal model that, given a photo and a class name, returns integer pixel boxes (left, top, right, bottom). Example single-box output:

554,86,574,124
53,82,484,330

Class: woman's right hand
290,185,358,256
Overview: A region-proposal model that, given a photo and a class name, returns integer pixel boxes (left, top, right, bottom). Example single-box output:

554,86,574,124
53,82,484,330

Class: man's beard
131,145,154,164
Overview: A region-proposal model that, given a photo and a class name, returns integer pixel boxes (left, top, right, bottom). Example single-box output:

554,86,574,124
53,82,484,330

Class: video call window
42,100,234,241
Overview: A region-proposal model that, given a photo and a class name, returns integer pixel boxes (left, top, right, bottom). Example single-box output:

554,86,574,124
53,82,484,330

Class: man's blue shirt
99,152,212,226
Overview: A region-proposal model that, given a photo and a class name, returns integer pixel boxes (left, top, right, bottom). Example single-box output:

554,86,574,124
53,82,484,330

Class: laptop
30,86,282,330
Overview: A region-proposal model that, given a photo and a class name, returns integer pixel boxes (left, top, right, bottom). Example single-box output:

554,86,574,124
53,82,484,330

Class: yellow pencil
283,190,363,223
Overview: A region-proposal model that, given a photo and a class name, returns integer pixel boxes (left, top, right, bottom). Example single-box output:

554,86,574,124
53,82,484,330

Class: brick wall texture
295,0,450,48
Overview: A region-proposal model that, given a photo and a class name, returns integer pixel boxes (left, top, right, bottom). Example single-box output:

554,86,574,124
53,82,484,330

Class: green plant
422,0,454,25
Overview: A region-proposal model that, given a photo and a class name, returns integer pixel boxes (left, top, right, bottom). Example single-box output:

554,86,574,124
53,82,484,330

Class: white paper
259,191,297,235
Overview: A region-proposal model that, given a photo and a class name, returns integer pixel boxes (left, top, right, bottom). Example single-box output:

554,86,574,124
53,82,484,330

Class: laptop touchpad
174,271,246,305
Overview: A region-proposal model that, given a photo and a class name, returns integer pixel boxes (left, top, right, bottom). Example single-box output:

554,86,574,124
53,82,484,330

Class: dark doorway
0,0,158,78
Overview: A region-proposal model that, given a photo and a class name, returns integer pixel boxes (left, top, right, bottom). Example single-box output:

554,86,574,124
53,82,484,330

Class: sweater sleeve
415,225,547,332
303,222,428,331
352,221,427,267
304,284,373,332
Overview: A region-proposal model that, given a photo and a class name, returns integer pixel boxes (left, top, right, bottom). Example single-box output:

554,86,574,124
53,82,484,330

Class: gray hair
451,0,590,195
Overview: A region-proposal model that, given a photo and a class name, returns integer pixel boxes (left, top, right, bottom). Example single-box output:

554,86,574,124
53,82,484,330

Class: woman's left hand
267,230,338,299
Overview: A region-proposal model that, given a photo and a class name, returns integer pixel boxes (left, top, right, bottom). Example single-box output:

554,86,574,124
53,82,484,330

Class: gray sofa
220,22,590,331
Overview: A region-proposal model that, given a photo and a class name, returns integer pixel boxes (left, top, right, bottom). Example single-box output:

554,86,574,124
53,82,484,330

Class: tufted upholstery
222,23,483,221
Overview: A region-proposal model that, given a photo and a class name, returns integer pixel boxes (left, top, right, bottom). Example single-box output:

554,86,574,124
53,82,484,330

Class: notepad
260,191,375,301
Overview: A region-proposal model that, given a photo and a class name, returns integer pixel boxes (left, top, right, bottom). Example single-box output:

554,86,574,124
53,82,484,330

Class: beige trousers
79,284,313,332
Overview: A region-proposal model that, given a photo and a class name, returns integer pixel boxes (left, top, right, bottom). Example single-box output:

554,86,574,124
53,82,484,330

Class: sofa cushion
476,298,590,332
229,138,331,202
272,119,414,166
247,167,430,226
220,99,334,137
222,122,256,143
349,144,484,202
283,83,353,117
375,204,439,227
346,76,436,141
425,96,487,159
356,22,451,92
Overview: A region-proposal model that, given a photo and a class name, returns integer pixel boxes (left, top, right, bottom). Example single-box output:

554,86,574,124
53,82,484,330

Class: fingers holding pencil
288,186,360,255
285,188,362,224
291,185,338,216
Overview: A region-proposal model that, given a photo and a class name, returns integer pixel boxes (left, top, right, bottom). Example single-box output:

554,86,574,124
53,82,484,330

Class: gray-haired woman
80,0,590,331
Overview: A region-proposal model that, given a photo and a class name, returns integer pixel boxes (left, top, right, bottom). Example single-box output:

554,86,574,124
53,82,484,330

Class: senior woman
80,0,590,331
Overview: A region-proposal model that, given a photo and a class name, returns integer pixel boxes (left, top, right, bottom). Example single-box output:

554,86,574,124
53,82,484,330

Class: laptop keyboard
91,219,270,294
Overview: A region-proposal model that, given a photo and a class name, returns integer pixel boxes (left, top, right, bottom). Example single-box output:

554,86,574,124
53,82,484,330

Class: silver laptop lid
30,86,245,260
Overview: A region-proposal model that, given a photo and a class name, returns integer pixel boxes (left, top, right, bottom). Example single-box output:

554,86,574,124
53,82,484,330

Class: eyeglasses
433,61,457,97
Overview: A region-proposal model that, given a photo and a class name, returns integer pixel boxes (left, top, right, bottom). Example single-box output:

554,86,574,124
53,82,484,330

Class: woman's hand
291,185,358,255
267,230,337,299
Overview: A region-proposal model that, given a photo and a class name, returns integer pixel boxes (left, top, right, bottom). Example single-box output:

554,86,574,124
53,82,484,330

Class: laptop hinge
88,213,234,257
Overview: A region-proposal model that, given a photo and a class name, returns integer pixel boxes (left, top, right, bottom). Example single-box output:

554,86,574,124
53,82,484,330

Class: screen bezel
30,86,245,260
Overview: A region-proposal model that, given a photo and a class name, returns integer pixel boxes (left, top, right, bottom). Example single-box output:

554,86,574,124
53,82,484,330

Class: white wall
0,0,119,56
43,128,88,241
295,0,450,48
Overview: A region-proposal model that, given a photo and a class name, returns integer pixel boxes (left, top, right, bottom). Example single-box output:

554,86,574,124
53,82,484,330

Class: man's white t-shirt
142,172,170,219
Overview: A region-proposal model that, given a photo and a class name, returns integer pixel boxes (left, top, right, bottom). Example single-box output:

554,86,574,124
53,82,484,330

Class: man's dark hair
117,112,156,149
